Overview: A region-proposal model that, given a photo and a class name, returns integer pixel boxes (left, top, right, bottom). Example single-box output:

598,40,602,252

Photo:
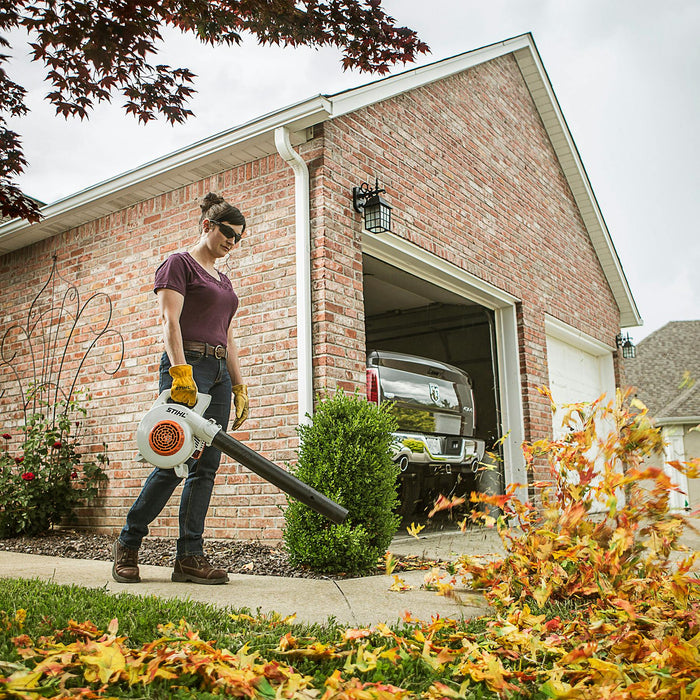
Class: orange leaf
428,494,465,517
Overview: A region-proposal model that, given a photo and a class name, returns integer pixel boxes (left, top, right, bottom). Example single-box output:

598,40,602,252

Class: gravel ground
0,528,438,580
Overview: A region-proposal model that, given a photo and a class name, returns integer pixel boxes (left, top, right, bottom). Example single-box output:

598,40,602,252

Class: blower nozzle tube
136,391,349,525
211,430,349,525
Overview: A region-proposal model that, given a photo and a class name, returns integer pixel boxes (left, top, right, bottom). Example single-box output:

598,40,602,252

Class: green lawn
0,577,504,699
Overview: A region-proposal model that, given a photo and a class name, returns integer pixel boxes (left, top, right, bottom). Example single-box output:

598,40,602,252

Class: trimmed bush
283,390,400,575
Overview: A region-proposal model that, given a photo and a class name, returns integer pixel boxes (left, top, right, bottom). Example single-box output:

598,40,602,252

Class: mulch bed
0,528,440,580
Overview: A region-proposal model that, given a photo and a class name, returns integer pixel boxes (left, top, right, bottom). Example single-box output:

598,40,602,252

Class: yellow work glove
168,364,198,407
231,384,249,430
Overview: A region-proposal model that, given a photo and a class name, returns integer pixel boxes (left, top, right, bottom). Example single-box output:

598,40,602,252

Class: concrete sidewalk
2,521,697,627
0,528,502,627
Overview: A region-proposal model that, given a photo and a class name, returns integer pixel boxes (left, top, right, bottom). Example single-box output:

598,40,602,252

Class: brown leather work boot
172,555,229,585
112,540,140,583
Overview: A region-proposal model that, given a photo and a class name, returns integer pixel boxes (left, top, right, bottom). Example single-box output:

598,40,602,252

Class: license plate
425,437,442,455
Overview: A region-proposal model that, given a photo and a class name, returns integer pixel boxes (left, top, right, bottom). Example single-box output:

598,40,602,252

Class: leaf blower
136,391,349,525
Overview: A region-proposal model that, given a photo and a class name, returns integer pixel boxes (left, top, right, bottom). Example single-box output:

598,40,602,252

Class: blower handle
210,431,349,525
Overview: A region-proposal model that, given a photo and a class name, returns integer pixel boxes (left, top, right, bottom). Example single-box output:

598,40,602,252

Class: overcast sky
5,0,699,341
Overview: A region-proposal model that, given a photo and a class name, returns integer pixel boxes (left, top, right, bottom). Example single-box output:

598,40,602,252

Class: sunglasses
209,220,243,244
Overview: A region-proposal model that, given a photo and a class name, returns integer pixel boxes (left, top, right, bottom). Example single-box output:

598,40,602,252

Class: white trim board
361,230,527,497
544,315,615,356
361,231,519,310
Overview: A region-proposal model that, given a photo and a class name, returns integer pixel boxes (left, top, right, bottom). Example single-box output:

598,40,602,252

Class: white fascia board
0,96,332,254
328,35,533,118
513,46,642,329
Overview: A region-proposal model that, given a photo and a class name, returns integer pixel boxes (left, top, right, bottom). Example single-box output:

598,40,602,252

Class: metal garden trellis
0,254,124,428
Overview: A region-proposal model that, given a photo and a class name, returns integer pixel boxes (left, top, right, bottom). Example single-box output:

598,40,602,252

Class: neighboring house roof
0,33,640,326
624,320,700,424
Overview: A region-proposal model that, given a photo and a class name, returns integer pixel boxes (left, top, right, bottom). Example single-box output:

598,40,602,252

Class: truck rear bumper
392,431,486,474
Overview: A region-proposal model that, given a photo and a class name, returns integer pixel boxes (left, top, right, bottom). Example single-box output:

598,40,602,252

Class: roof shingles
624,320,700,420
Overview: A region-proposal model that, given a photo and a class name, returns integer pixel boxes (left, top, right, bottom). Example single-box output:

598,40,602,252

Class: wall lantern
616,332,637,359
352,178,392,233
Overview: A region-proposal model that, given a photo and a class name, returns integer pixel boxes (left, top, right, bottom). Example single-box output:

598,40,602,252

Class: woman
113,192,248,585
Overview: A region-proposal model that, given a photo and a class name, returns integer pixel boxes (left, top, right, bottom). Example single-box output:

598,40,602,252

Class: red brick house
0,34,640,541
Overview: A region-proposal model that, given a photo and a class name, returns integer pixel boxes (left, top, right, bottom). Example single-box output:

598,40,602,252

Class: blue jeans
119,351,231,558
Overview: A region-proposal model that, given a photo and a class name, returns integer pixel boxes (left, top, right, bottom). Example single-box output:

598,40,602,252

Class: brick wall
313,55,621,481
0,159,308,542
0,53,622,539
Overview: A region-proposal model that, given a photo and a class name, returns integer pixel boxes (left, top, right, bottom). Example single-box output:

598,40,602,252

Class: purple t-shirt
154,252,239,346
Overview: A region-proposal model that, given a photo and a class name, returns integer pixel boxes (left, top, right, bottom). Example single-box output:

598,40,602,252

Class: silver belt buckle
214,345,227,359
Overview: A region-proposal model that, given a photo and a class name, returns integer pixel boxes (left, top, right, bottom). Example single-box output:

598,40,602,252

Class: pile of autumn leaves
2,390,699,699
440,389,700,698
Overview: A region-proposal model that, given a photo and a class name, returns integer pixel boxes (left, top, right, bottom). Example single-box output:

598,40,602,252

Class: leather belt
183,341,228,359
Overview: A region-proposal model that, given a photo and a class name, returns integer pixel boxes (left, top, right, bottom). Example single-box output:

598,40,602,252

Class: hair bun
200,192,225,212
198,192,246,232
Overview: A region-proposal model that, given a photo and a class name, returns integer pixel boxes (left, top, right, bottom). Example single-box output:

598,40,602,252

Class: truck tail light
366,367,379,404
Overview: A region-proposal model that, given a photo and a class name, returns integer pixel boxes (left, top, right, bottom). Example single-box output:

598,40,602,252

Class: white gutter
655,416,700,427
0,96,332,254
274,126,313,424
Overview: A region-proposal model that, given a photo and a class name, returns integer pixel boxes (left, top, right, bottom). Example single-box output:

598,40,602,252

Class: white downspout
274,126,313,424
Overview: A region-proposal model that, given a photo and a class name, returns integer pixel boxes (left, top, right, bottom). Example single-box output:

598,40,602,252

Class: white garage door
545,317,616,436
545,318,618,513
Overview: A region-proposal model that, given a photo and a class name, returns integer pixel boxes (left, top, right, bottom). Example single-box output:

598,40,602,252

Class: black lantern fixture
352,179,392,233
616,332,636,359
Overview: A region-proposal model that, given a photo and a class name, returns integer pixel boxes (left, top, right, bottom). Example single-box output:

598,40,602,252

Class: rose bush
0,392,108,537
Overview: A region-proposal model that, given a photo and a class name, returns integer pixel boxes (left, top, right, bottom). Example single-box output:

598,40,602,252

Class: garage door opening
363,255,503,520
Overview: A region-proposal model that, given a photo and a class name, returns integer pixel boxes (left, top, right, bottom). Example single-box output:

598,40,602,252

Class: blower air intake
136,391,348,525
148,420,185,456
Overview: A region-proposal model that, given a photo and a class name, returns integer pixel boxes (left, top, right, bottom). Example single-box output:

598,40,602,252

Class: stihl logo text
166,407,188,418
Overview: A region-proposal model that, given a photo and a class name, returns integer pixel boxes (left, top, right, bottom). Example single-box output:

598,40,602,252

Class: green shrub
283,390,400,575
0,392,108,537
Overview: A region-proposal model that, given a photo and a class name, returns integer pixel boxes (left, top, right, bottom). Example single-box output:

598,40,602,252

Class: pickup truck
366,350,486,515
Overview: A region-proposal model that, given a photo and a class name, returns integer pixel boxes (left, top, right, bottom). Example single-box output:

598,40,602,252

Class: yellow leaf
324,668,343,690
532,582,552,607
407,522,425,539
540,678,573,697
389,575,412,592
379,647,401,663
588,657,624,679
344,643,379,673
4,669,44,691
80,641,126,684
375,623,393,637
276,641,342,660
14,609,27,629
229,613,256,623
